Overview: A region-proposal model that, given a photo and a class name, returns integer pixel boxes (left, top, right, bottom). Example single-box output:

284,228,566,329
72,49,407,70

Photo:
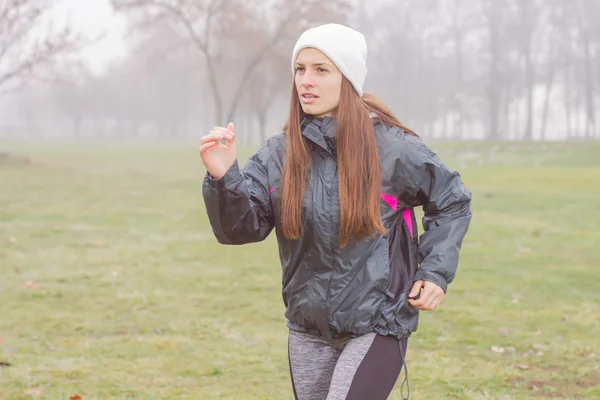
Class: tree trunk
523,49,534,140
518,1,537,140
564,64,573,139
512,87,521,141
258,109,267,144
575,68,583,139
210,73,223,125
503,80,512,139
72,116,82,138
488,85,500,140
451,0,465,139
131,119,141,138
582,37,596,139
540,60,556,141
485,0,503,140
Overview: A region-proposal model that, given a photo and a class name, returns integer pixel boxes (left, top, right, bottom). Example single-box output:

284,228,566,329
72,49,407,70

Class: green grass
1,138,599,399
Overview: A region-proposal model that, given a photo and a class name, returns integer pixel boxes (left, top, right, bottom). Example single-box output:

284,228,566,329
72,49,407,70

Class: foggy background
1,0,599,145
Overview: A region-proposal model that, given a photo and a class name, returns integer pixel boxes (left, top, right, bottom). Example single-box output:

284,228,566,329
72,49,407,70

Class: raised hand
199,122,237,179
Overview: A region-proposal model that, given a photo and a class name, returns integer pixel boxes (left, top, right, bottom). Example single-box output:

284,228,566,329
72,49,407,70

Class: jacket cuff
204,160,242,191
414,269,448,293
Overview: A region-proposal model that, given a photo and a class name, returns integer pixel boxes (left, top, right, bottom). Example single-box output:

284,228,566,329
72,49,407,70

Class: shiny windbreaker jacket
202,115,472,344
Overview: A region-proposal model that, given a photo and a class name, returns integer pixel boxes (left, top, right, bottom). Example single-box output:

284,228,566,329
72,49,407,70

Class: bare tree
245,44,289,142
447,0,472,139
112,0,351,128
0,0,80,93
514,0,543,140
539,0,568,140
7,0,600,143
49,62,93,137
480,0,508,140
570,0,598,139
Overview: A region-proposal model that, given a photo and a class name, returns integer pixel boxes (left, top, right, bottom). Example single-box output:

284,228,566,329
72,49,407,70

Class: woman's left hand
408,280,445,311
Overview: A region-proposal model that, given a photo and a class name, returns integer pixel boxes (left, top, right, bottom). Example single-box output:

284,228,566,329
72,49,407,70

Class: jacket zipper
324,154,338,340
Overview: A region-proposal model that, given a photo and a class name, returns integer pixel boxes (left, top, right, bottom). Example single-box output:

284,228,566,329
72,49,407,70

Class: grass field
1,138,599,400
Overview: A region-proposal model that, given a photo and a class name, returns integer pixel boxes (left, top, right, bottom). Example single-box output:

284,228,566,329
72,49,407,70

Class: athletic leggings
287,329,409,400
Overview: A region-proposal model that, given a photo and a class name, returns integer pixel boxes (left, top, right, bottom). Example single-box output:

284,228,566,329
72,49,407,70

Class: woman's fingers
422,293,442,311
211,127,235,140
199,127,237,154
409,281,444,311
199,141,217,154
201,132,226,145
409,291,431,309
408,280,424,300
200,126,236,147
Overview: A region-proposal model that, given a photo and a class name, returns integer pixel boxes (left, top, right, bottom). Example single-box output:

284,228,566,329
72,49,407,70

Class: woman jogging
199,23,472,400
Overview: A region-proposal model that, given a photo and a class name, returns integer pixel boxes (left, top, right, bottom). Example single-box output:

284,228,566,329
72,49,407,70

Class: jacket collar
301,116,337,154
300,113,379,155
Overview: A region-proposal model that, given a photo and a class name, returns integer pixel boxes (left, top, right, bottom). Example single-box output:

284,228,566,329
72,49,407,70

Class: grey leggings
287,329,409,400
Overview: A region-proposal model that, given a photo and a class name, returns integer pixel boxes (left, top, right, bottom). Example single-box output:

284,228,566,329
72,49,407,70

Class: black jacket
203,116,472,344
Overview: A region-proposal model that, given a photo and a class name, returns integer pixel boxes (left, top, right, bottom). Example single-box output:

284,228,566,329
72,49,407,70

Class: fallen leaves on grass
223,329,242,340
508,374,599,398
522,349,544,357
490,345,516,354
0,361,12,367
491,345,505,353
69,395,83,400
201,367,222,377
516,246,532,255
498,327,511,335
24,281,39,289
44,342,63,351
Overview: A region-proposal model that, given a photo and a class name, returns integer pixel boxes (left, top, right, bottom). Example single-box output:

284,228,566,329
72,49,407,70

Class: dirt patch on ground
508,373,599,398
0,152,73,169
0,152,32,166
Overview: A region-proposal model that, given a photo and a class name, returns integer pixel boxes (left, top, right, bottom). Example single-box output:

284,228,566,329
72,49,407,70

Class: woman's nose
300,72,315,88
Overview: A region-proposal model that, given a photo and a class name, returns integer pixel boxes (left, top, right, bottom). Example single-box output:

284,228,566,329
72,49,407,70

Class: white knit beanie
291,23,368,97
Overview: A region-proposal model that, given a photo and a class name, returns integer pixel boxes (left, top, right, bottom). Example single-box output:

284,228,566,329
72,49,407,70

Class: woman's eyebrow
295,62,331,67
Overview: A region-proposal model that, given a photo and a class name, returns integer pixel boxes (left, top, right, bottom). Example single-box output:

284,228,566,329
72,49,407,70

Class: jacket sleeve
391,132,473,293
202,141,275,245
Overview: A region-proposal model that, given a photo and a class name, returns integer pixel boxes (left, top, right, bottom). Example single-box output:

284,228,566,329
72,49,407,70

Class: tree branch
0,0,81,91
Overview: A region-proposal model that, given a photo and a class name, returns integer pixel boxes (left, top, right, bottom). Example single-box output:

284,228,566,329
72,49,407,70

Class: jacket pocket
386,208,419,300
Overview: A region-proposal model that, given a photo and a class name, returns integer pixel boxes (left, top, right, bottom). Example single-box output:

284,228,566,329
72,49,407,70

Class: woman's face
294,48,343,118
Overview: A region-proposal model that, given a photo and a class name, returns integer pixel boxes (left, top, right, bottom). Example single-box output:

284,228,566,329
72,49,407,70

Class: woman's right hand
199,122,237,179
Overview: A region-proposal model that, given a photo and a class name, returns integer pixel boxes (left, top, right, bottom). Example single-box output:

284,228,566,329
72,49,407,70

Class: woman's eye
295,67,305,72
318,68,328,73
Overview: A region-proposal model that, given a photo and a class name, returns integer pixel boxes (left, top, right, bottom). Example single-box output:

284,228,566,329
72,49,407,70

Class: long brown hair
281,77,419,248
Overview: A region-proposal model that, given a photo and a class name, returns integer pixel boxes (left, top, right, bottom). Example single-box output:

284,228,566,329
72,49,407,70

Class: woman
200,23,472,400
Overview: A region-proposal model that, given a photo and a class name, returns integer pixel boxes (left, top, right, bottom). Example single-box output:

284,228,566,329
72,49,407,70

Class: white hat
291,23,368,97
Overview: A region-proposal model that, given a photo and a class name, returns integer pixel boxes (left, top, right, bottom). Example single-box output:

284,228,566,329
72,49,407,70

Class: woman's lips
301,94,318,104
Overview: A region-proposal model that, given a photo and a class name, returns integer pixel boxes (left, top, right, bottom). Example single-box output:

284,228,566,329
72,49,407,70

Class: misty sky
3,0,598,142
54,0,126,73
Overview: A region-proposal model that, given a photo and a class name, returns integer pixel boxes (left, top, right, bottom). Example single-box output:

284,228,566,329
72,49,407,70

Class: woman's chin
301,106,331,117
